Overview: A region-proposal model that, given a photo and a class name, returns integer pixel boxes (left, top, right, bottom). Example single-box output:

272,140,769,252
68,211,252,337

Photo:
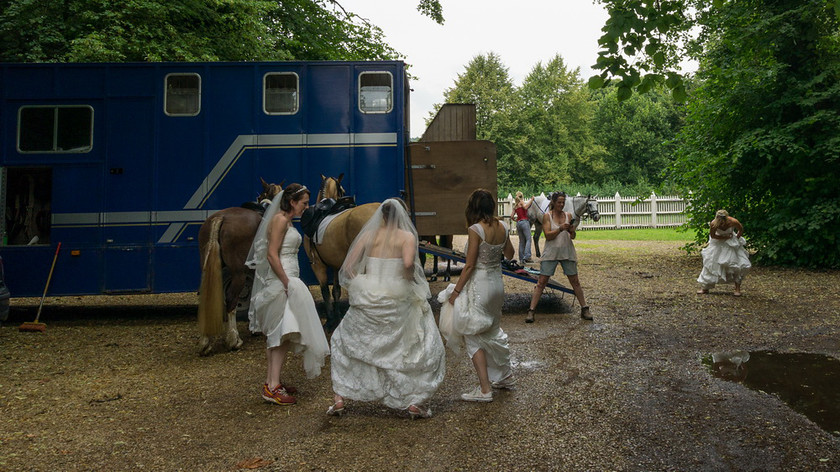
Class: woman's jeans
516,219,532,261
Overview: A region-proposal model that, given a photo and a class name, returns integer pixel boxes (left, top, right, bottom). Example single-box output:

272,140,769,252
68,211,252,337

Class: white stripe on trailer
51,132,398,243
53,209,213,226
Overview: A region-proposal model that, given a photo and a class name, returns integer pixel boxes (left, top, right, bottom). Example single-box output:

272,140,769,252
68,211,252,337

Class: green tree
500,55,606,190
0,0,444,62
670,0,840,268
590,0,692,101
590,84,684,186
429,52,516,141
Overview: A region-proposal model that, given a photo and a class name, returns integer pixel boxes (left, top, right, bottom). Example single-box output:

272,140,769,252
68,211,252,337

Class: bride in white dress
442,189,515,403
246,183,329,406
327,199,445,419
697,209,751,296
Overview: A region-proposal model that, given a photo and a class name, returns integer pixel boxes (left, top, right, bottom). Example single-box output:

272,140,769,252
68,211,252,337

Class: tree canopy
669,0,840,268
0,0,444,62
432,52,684,195
591,84,684,187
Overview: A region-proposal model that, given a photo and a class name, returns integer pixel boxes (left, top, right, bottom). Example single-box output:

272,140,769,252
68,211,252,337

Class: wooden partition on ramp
406,140,496,236
407,104,497,236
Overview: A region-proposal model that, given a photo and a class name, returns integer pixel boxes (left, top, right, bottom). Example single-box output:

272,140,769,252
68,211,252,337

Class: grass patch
575,227,694,241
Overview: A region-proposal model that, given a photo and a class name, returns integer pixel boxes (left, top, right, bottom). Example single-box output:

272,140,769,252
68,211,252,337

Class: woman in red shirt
510,192,535,263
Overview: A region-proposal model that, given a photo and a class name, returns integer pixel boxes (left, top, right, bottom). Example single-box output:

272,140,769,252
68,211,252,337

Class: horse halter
582,197,600,221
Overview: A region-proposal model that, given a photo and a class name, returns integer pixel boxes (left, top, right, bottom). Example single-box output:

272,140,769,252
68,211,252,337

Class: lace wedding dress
330,256,446,409
697,226,751,289
440,222,512,384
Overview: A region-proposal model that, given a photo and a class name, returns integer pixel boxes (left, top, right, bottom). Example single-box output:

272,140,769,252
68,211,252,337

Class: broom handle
34,242,61,323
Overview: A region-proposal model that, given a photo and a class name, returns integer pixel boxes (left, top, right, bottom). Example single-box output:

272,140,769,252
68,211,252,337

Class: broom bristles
19,322,47,332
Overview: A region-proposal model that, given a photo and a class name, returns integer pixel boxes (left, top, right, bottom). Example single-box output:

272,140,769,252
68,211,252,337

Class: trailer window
359,72,393,113
165,73,201,116
264,73,299,114
17,106,93,153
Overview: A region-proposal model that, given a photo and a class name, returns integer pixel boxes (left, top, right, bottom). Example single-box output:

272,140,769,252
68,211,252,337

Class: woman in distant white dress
444,189,515,403
246,183,329,406
327,199,445,419
697,210,751,296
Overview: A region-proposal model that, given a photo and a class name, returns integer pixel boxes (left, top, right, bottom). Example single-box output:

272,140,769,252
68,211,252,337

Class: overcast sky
340,0,610,137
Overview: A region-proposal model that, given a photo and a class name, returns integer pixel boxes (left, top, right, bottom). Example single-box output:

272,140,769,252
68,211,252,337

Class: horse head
584,195,601,222
318,173,346,202
561,195,600,227
257,178,284,203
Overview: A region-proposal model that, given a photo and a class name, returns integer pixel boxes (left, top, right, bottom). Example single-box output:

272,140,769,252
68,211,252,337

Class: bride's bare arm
267,214,290,289
448,228,480,304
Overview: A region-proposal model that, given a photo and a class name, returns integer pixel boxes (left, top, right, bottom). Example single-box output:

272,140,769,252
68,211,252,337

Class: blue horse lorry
0,60,413,298
0,60,497,299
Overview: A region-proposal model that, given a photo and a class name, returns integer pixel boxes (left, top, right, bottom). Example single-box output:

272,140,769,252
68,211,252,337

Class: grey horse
527,194,601,258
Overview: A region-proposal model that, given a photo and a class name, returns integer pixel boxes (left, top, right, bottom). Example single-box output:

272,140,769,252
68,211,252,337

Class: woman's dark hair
465,188,496,226
279,183,309,212
549,191,567,211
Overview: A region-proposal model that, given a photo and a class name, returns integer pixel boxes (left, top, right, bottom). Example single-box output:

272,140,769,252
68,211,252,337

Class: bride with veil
326,199,445,419
246,183,329,406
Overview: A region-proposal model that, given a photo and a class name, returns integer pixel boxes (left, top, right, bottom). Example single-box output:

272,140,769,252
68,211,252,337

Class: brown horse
196,178,283,356
304,174,379,331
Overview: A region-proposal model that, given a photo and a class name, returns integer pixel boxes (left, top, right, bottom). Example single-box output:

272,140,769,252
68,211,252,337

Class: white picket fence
499,192,688,230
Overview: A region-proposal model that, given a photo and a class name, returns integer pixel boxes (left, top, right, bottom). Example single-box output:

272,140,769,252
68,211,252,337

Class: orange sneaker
261,383,296,405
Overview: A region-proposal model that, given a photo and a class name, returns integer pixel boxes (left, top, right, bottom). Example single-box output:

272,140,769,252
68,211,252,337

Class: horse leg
223,270,245,351
441,235,453,281
311,259,335,330
331,272,342,326
224,309,243,350
306,238,333,325
430,254,439,282
198,335,213,356
533,222,542,258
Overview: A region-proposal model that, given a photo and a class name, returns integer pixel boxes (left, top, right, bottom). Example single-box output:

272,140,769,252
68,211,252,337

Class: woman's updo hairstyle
279,183,309,212
549,191,567,211
380,198,407,222
465,188,497,226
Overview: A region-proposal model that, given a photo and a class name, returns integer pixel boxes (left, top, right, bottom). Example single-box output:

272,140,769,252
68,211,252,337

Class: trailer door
102,98,154,292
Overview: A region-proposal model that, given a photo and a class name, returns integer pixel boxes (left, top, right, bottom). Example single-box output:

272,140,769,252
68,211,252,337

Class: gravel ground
2,237,839,471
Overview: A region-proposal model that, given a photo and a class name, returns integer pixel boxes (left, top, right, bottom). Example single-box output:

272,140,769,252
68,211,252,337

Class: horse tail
198,216,226,337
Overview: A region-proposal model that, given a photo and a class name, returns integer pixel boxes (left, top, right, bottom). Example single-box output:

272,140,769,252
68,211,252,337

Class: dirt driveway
2,238,839,471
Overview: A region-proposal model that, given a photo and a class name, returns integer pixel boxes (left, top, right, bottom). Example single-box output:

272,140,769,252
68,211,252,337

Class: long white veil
338,198,430,301
245,190,284,325
246,190,284,270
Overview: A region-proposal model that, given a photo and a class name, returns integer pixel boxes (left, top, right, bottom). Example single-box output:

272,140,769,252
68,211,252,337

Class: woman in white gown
442,189,515,403
697,209,751,296
327,199,445,419
246,183,329,406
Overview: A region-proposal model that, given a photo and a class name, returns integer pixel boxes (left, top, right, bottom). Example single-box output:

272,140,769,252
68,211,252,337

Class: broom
19,242,61,332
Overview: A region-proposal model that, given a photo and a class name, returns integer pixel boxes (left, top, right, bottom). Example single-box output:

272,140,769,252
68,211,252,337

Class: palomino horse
304,174,379,331
527,194,601,257
196,178,283,356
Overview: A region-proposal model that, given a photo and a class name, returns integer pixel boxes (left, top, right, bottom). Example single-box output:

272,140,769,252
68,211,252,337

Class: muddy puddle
704,350,840,436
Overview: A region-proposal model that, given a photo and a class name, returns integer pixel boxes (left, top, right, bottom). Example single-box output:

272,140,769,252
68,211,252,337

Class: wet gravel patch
2,238,839,471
